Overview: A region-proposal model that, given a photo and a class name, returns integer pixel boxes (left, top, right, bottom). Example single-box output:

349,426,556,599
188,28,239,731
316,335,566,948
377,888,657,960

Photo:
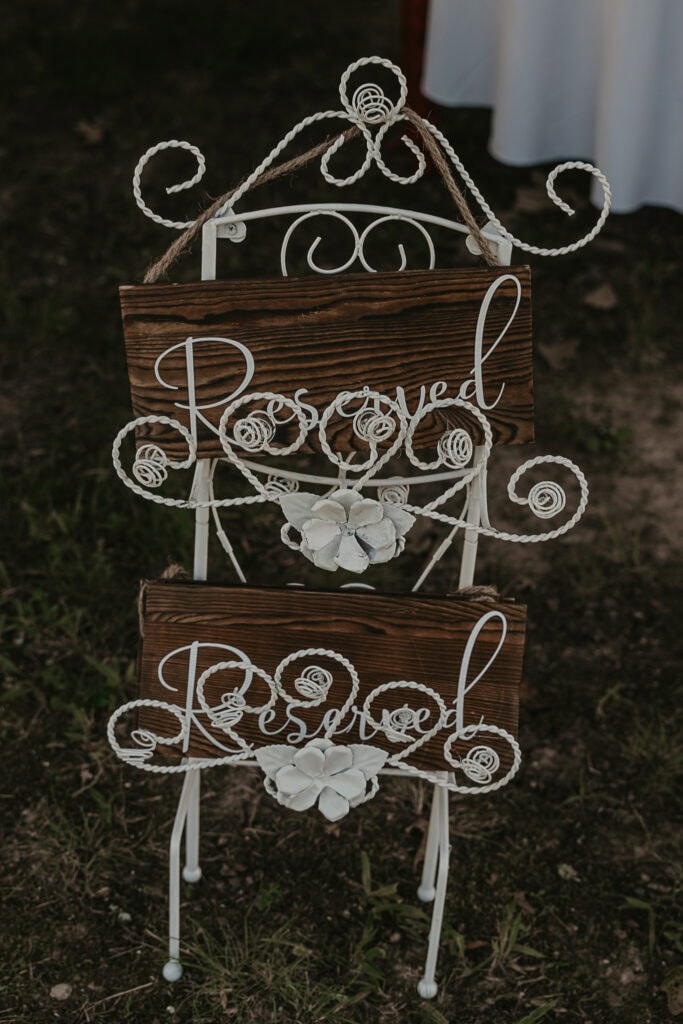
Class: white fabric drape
422,0,683,212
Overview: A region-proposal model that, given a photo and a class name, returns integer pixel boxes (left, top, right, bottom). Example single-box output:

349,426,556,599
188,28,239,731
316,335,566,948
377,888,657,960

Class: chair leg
183,769,202,883
163,772,196,982
417,781,441,902
418,785,450,999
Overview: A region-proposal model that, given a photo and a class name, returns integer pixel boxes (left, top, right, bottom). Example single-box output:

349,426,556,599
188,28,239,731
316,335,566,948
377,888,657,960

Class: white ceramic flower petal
301,519,342,552
255,745,296,777
309,738,333,752
275,764,315,796
300,541,324,569
317,787,350,822
312,537,342,571
356,518,396,552
382,504,416,538
349,744,388,779
293,744,326,777
348,498,383,529
310,498,347,523
367,541,397,564
335,533,370,574
329,488,363,513
325,767,366,800
279,492,319,530
323,745,353,775
286,783,322,811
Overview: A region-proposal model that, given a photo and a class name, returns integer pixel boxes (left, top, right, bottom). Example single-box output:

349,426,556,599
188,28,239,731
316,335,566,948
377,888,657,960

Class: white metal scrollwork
112,385,588,575
133,55,610,258
108,630,522,811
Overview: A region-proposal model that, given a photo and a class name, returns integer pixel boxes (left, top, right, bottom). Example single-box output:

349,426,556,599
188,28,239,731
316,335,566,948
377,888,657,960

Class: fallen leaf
537,338,579,372
50,983,72,1001
583,283,618,310
557,862,580,881
75,119,104,145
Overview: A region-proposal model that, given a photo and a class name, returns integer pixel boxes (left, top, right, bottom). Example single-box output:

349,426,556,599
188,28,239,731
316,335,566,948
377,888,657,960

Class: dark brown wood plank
136,580,525,772
120,267,533,459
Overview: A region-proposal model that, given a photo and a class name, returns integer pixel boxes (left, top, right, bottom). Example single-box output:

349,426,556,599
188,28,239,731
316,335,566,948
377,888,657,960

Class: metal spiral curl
264,475,300,498
352,408,396,444
108,698,188,770
112,414,197,508
437,428,473,469
458,745,500,785
352,83,394,124
211,692,247,728
386,705,419,736
133,444,168,488
127,729,158,763
527,480,567,519
294,666,333,700
232,411,276,452
274,648,360,728
377,483,410,505
339,56,407,122
504,455,584,535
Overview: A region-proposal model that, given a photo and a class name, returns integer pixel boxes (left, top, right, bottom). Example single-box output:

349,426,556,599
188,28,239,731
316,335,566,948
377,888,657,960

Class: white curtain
422,0,683,213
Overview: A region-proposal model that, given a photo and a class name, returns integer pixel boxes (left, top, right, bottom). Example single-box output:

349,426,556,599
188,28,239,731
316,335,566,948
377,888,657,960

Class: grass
1,1,683,1021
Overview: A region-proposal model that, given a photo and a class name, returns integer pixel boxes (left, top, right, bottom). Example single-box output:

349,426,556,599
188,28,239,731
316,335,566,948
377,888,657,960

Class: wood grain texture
120,267,533,459
136,580,525,772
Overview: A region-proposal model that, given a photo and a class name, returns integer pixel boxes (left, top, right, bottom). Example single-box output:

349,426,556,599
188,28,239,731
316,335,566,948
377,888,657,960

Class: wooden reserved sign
120,266,533,458
136,580,526,773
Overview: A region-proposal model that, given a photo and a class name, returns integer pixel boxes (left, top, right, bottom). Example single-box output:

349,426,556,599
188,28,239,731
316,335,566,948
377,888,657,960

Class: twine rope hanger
142,111,497,284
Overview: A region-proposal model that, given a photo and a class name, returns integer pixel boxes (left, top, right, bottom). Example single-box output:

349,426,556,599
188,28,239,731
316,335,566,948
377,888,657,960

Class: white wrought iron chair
107,56,610,998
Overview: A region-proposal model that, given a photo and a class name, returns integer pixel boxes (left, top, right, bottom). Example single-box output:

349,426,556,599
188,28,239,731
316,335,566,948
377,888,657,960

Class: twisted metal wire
273,648,360,733
133,140,207,228
132,54,611,271
107,698,255,773
362,680,448,762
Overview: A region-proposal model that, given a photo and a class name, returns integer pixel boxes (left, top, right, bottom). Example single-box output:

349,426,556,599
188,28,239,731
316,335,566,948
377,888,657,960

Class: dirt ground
1,3,682,1023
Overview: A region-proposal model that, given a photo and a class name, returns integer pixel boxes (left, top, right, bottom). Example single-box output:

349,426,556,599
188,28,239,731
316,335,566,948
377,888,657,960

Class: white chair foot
182,865,202,883
417,978,438,999
417,883,436,902
163,960,184,983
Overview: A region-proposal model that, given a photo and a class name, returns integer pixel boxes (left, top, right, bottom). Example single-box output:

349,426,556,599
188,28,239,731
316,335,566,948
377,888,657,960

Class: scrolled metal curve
318,389,407,483
132,139,207,229
338,56,408,123
442,723,522,794
363,680,447,762
274,648,360,722
505,454,587,529
218,390,310,498
112,415,197,505
356,214,435,272
195,658,278,741
107,698,188,767
280,210,361,276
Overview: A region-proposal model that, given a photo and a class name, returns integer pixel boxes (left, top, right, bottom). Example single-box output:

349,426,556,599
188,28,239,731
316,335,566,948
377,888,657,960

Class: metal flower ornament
280,488,415,573
255,738,388,822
